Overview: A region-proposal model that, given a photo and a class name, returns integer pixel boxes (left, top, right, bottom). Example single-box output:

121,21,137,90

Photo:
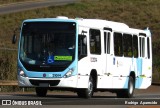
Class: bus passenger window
90,29,101,54
104,32,106,53
139,37,142,57
123,34,132,57
133,35,138,58
142,38,145,57
147,37,150,59
139,37,145,58
114,32,123,56
104,32,110,54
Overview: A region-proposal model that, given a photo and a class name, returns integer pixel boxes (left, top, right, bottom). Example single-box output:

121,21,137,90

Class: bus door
146,37,152,75
112,32,124,88
103,30,113,88
144,37,152,87
137,35,152,88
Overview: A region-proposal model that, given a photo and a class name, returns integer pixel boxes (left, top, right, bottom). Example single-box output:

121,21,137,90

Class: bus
13,16,152,98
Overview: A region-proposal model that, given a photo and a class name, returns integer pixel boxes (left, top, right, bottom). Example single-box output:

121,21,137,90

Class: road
0,0,80,14
0,85,160,108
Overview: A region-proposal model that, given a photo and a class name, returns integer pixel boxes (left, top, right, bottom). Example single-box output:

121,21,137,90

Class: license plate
39,83,49,87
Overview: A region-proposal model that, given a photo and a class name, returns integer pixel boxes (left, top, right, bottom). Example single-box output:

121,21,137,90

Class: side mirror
12,34,17,44
12,28,20,44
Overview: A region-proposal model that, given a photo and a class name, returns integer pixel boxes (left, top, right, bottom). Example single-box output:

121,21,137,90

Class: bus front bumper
17,75,78,88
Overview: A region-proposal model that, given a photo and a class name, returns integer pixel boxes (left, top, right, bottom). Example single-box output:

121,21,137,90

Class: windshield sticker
47,55,54,64
54,56,72,61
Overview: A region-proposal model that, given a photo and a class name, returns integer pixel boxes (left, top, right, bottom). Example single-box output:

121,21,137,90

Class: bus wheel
77,76,94,98
36,87,47,97
127,76,135,98
117,76,135,98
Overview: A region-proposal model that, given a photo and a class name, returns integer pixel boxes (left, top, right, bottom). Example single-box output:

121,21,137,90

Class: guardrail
0,81,29,92
0,80,18,86
0,80,159,94
0,80,159,86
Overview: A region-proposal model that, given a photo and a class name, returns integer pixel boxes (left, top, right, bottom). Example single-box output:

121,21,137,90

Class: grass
0,0,160,83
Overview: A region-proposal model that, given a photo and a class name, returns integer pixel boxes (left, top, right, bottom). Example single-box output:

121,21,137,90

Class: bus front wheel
77,76,94,98
36,87,47,97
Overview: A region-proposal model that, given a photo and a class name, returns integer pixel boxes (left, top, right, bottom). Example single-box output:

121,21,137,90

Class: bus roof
75,18,151,37
76,18,129,30
23,16,151,37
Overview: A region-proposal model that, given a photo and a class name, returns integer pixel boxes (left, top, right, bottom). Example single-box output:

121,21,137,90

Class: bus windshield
20,22,76,72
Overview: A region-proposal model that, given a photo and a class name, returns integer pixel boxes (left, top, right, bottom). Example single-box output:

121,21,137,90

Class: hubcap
129,80,133,94
88,79,93,95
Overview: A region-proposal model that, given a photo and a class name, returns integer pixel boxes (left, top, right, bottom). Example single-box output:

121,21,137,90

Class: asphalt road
0,85,160,108
0,0,80,14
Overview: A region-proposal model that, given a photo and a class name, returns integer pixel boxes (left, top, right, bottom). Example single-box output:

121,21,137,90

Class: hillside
0,0,160,83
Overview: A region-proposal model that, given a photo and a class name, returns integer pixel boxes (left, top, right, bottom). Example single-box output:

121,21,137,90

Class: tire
127,76,135,98
36,87,47,97
77,76,94,98
117,76,135,98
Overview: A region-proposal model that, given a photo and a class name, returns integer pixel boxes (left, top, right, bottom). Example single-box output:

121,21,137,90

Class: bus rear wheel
36,87,47,97
77,76,94,98
116,76,135,98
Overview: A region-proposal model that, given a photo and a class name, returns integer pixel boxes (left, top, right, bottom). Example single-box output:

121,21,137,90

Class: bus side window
139,37,142,57
78,35,87,60
133,35,138,58
142,37,145,57
139,37,145,58
114,32,123,56
104,32,111,54
90,29,101,54
104,32,106,53
147,37,150,59
123,34,132,57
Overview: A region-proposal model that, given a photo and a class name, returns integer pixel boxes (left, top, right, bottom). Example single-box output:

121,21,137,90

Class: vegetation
0,0,160,91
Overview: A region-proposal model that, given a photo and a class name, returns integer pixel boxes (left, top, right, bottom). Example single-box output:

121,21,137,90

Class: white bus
13,16,152,98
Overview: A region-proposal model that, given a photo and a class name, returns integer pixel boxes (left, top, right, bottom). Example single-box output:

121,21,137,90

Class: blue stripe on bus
123,77,129,88
123,58,143,89
136,58,143,88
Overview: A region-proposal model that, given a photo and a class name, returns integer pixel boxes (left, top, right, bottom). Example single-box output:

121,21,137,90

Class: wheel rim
88,78,93,95
129,79,134,95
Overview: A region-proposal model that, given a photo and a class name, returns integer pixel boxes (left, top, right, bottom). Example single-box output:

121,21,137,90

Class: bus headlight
18,68,27,77
64,68,74,78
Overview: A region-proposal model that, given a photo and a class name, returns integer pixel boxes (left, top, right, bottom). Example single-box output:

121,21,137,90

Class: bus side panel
97,75,112,88
57,76,78,88
136,77,151,89
76,75,89,88
112,77,129,89
77,57,90,88
136,58,152,89
112,57,132,89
